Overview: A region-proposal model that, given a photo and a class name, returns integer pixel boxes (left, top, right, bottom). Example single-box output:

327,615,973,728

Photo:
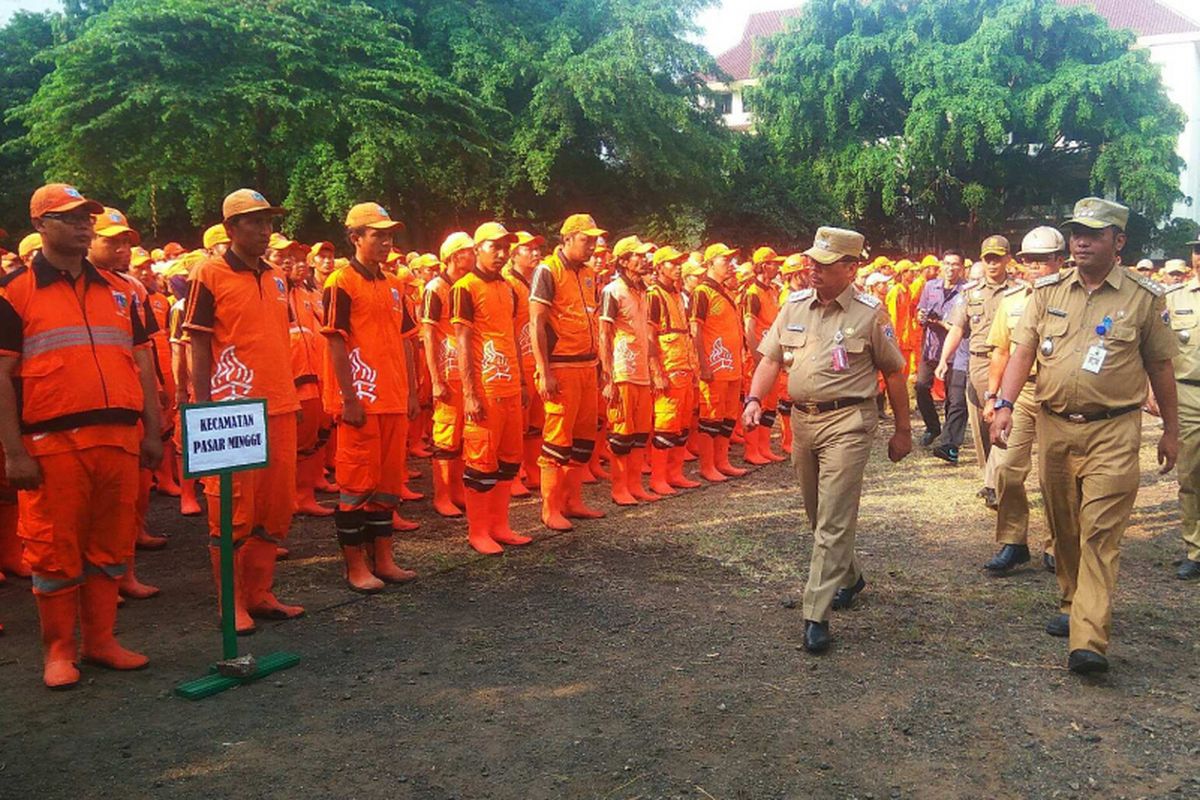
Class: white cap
1136,258,1154,271
1164,258,1189,275
864,272,890,288
1017,226,1065,258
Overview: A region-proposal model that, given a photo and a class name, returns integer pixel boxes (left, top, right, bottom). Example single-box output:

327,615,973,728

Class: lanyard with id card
831,330,849,372
1082,316,1111,374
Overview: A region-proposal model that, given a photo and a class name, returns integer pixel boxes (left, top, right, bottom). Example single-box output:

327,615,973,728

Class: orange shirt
321,258,416,415
599,274,652,385
647,282,694,376
529,247,600,368
288,282,325,402
743,279,780,341
420,273,460,385
502,263,535,376
690,277,743,379
451,269,521,400
184,251,300,415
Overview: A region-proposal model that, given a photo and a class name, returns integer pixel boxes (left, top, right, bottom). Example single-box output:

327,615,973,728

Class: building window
714,92,733,115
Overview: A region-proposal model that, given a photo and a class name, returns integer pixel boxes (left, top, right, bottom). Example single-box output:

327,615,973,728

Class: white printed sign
181,400,269,477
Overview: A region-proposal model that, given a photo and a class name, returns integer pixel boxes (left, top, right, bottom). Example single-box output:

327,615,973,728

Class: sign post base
175,651,301,701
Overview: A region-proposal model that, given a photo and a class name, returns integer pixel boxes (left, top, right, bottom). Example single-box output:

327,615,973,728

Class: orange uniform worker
690,243,749,482
133,247,183,499
647,246,701,493
599,235,661,504
742,247,788,465
322,202,419,593
184,189,305,634
308,241,339,490
421,232,474,518
452,223,532,554
530,214,608,530
886,260,919,376
504,231,547,491
0,184,163,688
166,254,204,516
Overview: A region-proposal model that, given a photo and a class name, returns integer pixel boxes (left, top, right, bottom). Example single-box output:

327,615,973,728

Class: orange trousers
432,381,464,456
540,365,599,466
202,412,297,545
463,394,523,488
336,413,409,511
20,444,139,595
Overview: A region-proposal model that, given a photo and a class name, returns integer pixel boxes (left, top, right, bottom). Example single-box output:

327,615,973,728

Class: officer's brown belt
791,396,868,415
1179,379,1200,388
1042,404,1140,424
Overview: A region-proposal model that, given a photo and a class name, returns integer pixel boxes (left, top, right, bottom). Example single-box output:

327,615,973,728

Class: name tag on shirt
1048,308,1068,318
1082,344,1107,374
787,323,806,332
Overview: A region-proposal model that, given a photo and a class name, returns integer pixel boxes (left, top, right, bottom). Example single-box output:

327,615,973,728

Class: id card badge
1082,344,1107,374
831,330,849,373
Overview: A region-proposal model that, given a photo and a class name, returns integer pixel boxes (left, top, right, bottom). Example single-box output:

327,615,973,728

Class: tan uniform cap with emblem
803,226,865,266
1063,197,1129,231
980,235,1010,257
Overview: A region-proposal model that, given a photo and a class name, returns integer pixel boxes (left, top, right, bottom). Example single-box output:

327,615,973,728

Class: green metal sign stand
174,400,300,700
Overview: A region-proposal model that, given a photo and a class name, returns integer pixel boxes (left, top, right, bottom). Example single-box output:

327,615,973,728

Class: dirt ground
1,417,1198,800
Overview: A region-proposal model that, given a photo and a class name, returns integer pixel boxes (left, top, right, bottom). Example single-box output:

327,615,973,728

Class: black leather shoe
1043,553,1056,573
832,576,866,611
1068,649,1109,675
984,544,1030,573
931,445,958,464
1177,558,1200,580
983,488,998,510
1044,613,1069,638
920,430,939,447
804,620,830,653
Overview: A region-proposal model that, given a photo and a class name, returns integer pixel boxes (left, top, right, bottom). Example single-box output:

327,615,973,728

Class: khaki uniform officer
743,227,911,654
992,197,1179,676
1164,268,1200,579
981,227,1065,574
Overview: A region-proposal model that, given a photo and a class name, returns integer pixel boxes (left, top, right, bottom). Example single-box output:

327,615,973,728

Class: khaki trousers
993,383,1050,551
791,402,877,623
966,366,997,490
1176,381,1200,562
1038,409,1141,655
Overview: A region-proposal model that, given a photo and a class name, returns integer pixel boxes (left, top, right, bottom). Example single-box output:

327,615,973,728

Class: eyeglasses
41,211,94,227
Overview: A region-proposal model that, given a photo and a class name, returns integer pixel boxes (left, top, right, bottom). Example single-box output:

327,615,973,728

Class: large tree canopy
748,0,1186,249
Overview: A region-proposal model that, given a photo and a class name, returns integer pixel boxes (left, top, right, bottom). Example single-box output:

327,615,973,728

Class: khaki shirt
1012,265,1178,414
948,275,1017,383
1165,277,1200,381
987,284,1038,377
759,284,905,404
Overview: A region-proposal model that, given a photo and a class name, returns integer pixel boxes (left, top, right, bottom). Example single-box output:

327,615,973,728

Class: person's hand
652,371,668,393
1159,432,1179,474
537,370,559,402
934,360,948,381
1144,393,1161,417
888,429,912,462
601,380,616,405
917,308,928,325
5,450,42,490
342,395,367,428
140,433,164,471
407,392,419,419
175,387,190,409
464,392,485,424
741,399,762,431
990,407,1013,447
432,380,451,404
699,367,714,383
983,403,995,424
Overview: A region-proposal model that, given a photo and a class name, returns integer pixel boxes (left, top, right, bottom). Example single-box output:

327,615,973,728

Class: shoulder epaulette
787,289,814,303
1126,269,1165,297
1034,272,1065,289
854,292,881,309
1164,282,1187,295
961,280,979,291
1002,284,1026,297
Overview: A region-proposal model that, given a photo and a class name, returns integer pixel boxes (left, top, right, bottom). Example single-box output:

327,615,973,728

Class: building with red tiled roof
705,0,1200,221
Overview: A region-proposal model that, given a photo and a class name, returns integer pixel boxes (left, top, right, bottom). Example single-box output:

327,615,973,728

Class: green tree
16,0,498,243
749,0,1186,249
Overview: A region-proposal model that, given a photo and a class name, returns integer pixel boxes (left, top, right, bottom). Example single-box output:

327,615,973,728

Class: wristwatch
984,390,998,401
993,397,1015,412
744,396,762,408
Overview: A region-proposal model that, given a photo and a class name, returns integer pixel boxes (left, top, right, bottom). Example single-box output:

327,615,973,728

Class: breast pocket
1037,316,1070,361
778,331,806,370
1172,316,1197,349
844,337,868,358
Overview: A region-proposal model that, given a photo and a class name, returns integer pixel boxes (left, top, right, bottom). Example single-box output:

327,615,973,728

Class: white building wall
1145,37,1200,223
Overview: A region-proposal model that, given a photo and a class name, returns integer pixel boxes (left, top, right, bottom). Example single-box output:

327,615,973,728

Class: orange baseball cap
612,235,654,260
93,206,141,245
514,231,546,248
130,247,151,269
18,233,42,261
560,213,606,238
30,183,104,220
780,253,808,275
345,202,404,231
474,221,517,246
439,231,474,262
652,246,686,266
309,241,334,257
268,232,296,251
703,243,738,263
222,188,285,222
163,242,185,259
752,246,784,265
202,223,230,250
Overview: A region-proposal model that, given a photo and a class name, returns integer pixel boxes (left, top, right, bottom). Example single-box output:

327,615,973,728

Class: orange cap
473,221,517,246
163,242,185,259
752,246,784,265
702,243,738,263
222,188,285,222
560,213,606,238
439,231,474,262
345,202,404,231
202,224,230,250
514,231,546,248
130,247,151,269
18,233,42,261
309,241,334,258
30,183,104,220
93,206,141,245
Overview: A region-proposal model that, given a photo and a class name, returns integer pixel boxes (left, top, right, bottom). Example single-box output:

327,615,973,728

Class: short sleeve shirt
451,270,520,399
690,277,744,379
600,275,652,385
421,274,460,383
1165,278,1200,381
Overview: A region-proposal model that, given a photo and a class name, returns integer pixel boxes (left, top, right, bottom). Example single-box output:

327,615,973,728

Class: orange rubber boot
243,538,305,621
118,555,160,600
715,436,748,477
465,488,503,555
296,454,334,517
685,426,700,459
295,489,333,516
391,510,420,532
668,446,701,489
780,414,793,454
731,420,745,445
136,527,168,551
742,426,770,465
432,459,464,517
154,446,181,496
449,458,467,509
36,589,80,689
610,453,638,506
697,434,727,483
565,464,606,519
371,536,417,583
627,449,660,502
760,426,786,462
80,574,149,671
540,464,573,531
179,456,202,516
586,438,609,483
648,446,677,496
510,474,531,498
0,504,29,577
522,437,542,490
342,546,383,594
210,547,256,635
488,481,531,546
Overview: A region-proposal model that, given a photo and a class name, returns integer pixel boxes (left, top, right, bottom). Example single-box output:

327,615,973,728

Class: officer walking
1164,236,1200,580
992,198,1178,675
743,227,911,654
